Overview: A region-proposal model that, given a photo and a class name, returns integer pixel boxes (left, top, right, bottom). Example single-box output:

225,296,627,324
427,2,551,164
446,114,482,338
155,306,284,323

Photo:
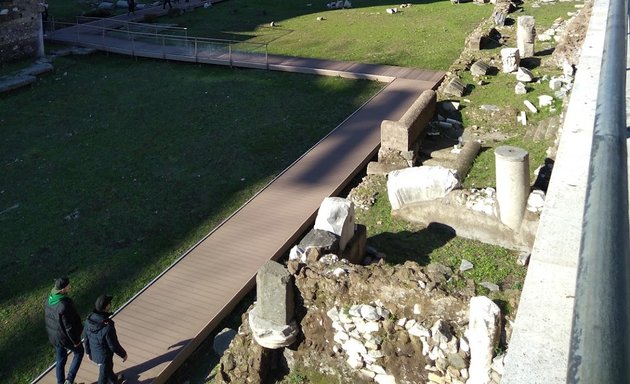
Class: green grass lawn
0,53,381,383
159,0,491,69
2,0,585,381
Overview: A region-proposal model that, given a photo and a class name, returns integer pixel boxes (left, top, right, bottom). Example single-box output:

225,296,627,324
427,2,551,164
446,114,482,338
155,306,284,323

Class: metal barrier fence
76,16,189,38
44,19,269,68
567,0,630,383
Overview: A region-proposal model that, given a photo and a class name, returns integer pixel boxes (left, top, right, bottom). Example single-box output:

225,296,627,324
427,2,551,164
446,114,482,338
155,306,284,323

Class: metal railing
567,0,630,382
44,19,269,68
75,16,189,38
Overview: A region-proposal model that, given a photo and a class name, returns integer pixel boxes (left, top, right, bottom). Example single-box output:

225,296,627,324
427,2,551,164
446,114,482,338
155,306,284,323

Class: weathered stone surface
314,197,355,250
460,259,474,272
516,67,534,82
409,323,431,338
298,228,340,255
517,251,531,266
517,16,536,58
374,374,397,384
0,0,42,63
538,94,554,107
443,77,466,97
514,82,527,95
448,352,468,370
523,100,538,113
492,9,507,26
470,60,491,77
20,61,53,76
480,282,500,292
387,166,460,210
249,306,299,349
466,296,501,384
501,48,520,73
256,260,294,325
381,89,437,151
366,161,407,175
527,190,545,213
549,77,563,91
343,224,366,264
480,104,500,112
0,75,36,93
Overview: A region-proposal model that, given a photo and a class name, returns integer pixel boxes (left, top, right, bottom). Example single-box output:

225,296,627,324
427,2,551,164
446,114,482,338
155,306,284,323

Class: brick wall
0,0,42,63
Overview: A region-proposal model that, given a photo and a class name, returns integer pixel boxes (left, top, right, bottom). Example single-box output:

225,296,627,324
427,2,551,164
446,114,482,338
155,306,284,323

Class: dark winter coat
44,294,83,348
84,311,127,364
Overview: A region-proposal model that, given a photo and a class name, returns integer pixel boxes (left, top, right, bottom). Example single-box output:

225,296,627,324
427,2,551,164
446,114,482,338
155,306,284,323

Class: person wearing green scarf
44,277,85,384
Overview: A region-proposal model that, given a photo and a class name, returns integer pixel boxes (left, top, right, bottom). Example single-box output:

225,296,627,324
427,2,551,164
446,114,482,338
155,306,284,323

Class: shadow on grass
0,53,382,382
366,223,456,265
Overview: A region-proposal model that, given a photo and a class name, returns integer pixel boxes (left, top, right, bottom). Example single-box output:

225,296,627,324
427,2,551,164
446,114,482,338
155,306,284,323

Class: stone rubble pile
463,187,498,216
327,304,395,382
327,303,476,384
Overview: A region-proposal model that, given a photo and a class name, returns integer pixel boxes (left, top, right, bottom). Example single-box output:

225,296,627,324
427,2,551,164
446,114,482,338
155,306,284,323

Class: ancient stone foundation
0,0,43,63
380,89,437,153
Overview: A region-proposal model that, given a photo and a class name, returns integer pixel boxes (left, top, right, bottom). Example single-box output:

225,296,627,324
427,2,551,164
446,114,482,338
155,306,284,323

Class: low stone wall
0,0,42,63
380,89,437,152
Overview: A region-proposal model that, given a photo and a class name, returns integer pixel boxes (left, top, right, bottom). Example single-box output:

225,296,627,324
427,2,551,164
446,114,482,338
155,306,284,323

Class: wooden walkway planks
34,15,444,384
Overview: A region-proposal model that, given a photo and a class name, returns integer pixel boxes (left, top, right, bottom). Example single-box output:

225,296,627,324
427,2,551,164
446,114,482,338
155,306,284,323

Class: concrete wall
501,0,609,382
0,0,42,63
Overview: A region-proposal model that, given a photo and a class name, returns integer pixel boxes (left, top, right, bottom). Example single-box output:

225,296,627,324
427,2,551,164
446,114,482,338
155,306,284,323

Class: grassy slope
0,53,381,383
162,0,491,69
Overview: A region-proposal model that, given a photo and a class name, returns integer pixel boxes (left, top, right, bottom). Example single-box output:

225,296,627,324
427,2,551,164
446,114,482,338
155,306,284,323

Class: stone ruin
289,196,366,269
0,0,45,63
249,260,299,349
215,254,510,384
389,145,541,251
367,89,437,175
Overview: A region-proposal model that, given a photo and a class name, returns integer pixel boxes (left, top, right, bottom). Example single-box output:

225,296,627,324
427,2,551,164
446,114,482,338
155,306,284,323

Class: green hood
48,292,67,305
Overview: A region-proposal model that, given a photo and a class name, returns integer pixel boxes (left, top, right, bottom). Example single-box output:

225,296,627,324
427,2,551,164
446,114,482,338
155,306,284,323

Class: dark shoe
116,373,126,384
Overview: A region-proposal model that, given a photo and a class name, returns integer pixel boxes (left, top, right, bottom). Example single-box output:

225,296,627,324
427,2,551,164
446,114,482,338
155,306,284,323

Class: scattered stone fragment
444,77,466,97
524,100,538,113
527,189,546,213
549,77,563,91
480,281,500,292
517,16,536,58
408,323,431,338
467,297,501,384
538,95,554,107
501,48,520,73
515,82,527,95
516,67,534,82
470,60,492,76
517,251,531,266
428,372,446,384
374,373,397,384
460,259,474,272
480,104,500,112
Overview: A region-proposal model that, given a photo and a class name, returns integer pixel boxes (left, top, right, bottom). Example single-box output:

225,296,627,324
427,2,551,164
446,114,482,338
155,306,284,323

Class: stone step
0,75,36,94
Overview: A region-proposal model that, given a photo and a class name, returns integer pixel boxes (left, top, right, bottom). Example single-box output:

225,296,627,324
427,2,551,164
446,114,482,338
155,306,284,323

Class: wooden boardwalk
35,10,444,384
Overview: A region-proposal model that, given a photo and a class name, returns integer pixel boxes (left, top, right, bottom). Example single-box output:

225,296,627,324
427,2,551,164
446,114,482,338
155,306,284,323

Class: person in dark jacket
44,277,85,384
127,0,135,16
84,295,128,384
